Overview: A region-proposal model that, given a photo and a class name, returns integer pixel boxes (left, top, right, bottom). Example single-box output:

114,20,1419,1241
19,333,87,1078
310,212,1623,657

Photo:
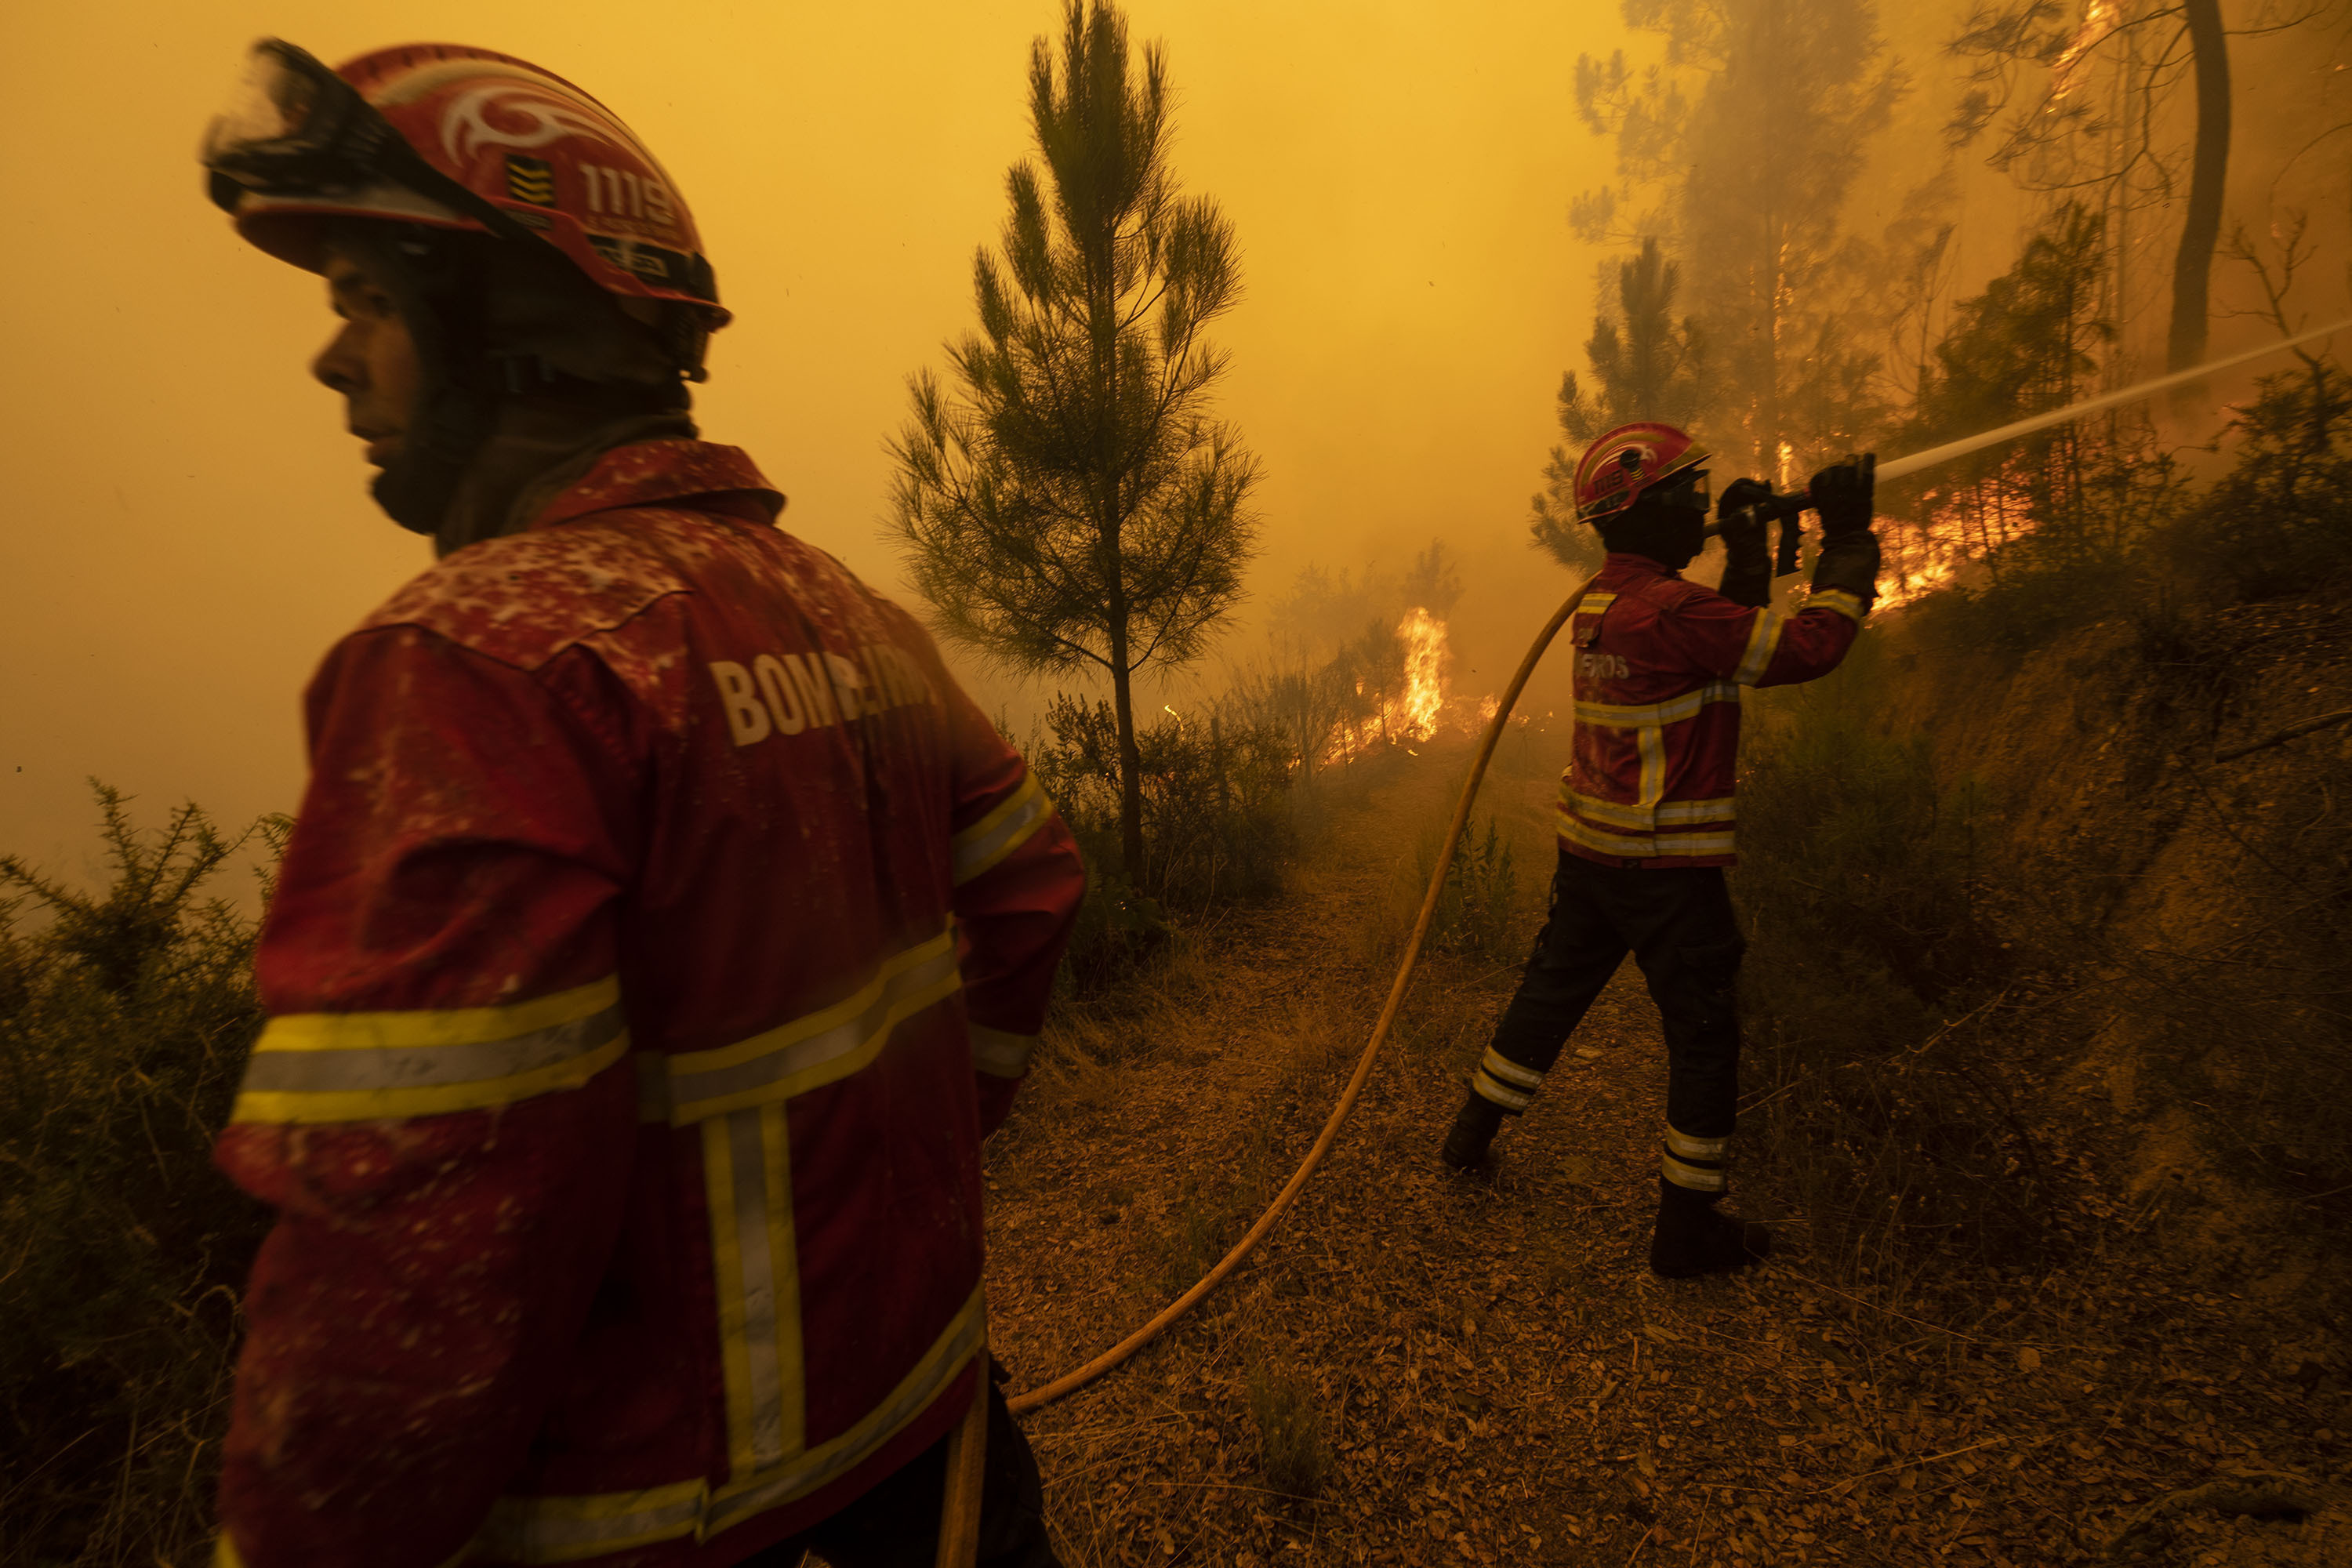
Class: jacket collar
533,440,786,531
1601,550,1684,583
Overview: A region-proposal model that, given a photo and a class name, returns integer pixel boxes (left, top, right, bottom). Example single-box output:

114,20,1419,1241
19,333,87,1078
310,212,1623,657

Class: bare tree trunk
2166,0,2231,381
1106,606,1145,881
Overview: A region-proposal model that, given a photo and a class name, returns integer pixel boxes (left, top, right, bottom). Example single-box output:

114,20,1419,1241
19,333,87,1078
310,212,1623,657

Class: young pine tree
890,0,1261,881
1530,237,1709,569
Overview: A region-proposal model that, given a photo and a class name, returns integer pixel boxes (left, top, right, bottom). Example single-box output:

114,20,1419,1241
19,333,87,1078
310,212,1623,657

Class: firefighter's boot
1648,1178,1772,1279
1440,1092,1507,1171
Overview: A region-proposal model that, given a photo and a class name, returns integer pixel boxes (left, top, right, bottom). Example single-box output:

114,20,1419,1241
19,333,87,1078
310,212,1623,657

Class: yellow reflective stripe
1735,610,1787,685
1557,811,1740,861
231,980,627,1123
1573,681,1739,728
1565,790,1656,832
656,931,961,1124
951,773,1053,886
704,1105,804,1481
1653,830,1738,857
478,1289,988,1563
1654,796,1737,826
479,1478,710,1563
252,976,619,1052
1637,724,1666,808
1662,1152,1726,1191
702,1115,760,1479
1556,809,1657,858
1664,1124,1729,1160
1811,588,1867,623
970,1024,1036,1079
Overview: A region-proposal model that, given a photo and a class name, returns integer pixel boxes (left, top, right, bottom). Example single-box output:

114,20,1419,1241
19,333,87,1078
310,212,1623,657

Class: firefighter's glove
1808,456,1876,539
1714,478,1775,609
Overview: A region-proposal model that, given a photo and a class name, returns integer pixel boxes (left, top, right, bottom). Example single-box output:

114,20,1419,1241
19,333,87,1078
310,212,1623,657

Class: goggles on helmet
202,39,539,249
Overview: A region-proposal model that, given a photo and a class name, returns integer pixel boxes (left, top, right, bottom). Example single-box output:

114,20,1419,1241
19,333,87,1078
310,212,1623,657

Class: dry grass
983,740,2352,1566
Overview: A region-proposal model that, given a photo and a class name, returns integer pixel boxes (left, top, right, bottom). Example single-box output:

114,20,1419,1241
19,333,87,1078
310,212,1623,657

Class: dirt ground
978,751,2352,1567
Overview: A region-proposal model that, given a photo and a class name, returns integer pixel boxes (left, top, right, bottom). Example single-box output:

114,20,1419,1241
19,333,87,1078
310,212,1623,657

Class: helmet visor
201,40,400,206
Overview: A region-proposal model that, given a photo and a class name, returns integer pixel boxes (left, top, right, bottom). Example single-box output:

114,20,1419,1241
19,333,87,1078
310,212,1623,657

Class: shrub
0,786,279,1567
1732,648,2045,1279
1411,816,1522,965
1031,694,1296,990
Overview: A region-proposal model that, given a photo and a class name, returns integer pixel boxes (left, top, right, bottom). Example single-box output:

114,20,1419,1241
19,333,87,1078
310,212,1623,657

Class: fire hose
1001,314,2352,1420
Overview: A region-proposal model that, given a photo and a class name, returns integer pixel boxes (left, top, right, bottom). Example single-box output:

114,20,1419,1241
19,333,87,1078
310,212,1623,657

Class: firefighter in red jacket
201,40,1083,1568
1438,422,1878,1279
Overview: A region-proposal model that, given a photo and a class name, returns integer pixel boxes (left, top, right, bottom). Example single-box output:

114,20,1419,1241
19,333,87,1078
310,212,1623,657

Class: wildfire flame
1397,607,1448,739
2050,0,2119,104
1327,608,1497,763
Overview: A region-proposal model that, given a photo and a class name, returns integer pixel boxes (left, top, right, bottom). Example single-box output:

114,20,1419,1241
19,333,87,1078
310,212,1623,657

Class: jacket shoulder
361,512,710,670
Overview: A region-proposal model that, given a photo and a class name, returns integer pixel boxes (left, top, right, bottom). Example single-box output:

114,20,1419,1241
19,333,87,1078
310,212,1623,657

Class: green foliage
2162,356,2352,604
1412,817,1522,965
1532,238,1708,571
0,786,278,1566
1032,693,1293,987
889,0,1261,877
1733,652,2045,1276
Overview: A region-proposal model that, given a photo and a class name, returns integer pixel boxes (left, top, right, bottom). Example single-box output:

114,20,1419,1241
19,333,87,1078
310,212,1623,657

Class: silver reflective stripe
970,1025,1036,1079
1654,797,1736,826
704,1290,986,1537
1472,1070,1534,1112
951,776,1051,885
726,1109,789,1468
236,1006,623,1094
1574,681,1739,729
1664,1125,1729,1159
1735,610,1786,685
1812,588,1867,623
662,935,961,1121
1479,1048,1544,1091
1662,1152,1727,1191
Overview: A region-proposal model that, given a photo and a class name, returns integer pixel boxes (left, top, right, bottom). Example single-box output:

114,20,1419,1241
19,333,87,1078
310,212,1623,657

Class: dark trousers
1482,851,1746,1146
738,1372,1058,1568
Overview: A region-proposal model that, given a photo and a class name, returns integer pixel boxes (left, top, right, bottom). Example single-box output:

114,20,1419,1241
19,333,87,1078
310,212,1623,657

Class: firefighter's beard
372,381,499,538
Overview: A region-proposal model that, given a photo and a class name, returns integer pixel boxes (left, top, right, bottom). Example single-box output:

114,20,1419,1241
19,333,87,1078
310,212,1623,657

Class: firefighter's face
312,249,422,471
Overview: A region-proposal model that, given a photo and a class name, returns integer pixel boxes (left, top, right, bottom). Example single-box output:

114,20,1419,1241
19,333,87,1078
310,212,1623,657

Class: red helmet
1573,423,1709,524
202,39,727,332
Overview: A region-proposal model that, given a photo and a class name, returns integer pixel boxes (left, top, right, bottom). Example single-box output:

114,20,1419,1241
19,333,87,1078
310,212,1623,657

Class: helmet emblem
441,85,620,167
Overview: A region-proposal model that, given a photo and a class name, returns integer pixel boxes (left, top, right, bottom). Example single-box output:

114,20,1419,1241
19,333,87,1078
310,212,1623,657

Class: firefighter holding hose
1439,423,1878,1279
202,41,1079,1567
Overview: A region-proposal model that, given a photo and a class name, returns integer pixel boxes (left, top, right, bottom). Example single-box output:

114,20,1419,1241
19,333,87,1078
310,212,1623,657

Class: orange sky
0,1,1659,879
2,1,2338,885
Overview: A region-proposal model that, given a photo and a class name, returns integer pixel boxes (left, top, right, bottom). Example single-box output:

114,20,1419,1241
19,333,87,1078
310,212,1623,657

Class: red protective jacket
213,441,1084,1568
1556,553,1865,868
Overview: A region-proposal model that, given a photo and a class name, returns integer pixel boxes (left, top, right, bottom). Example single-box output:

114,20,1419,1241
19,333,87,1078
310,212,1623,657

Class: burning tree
890,0,1261,881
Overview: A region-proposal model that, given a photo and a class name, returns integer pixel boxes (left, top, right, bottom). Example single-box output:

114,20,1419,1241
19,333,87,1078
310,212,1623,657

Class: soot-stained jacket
1555,552,1867,869
212,440,1083,1568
